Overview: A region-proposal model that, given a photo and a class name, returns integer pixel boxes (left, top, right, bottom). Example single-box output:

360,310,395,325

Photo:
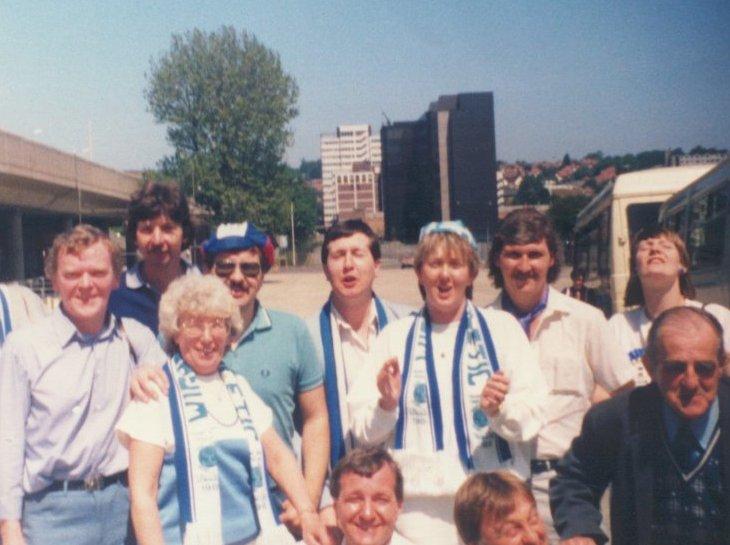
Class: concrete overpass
0,129,141,281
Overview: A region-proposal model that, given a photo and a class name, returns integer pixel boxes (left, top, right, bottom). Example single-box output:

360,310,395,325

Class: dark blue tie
672,424,703,473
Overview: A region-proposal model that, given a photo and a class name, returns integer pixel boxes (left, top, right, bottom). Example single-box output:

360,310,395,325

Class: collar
330,297,378,334
52,306,119,347
662,397,720,450
500,286,550,334
233,301,272,348
124,260,197,291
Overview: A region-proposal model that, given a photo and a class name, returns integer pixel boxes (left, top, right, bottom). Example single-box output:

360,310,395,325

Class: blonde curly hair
158,274,243,354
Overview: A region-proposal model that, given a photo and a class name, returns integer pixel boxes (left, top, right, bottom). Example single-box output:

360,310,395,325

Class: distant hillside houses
497,147,727,207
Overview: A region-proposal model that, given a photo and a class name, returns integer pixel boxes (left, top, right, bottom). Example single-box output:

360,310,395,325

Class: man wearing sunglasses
550,306,730,545
131,221,329,540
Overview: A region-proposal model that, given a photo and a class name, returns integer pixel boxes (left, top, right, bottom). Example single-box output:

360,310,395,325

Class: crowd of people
0,180,728,545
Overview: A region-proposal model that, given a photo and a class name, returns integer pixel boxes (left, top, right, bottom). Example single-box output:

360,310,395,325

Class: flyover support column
10,208,25,280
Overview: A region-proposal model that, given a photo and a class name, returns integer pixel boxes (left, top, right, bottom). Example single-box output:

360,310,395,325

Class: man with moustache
487,208,634,543
109,181,197,334
132,222,329,538
330,447,412,545
0,225,165,545
550,306,730,545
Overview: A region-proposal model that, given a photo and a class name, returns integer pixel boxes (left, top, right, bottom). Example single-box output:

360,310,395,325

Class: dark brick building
381,92,498,242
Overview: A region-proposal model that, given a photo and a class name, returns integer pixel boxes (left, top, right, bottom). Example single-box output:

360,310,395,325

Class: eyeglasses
213,261,261,278
179,316,230,337
662,361,718,379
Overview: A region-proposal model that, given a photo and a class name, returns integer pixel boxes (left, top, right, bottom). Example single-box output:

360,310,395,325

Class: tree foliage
146,26,303,236
298,159,322,180
548,194,592,239
514,175,550,205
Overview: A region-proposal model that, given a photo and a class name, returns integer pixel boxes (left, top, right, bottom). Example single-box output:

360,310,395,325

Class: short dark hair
330,446,403,503
488,208,562,288
321,220,381,264
644,306,725,371
570,267,587,281
126,181,193,251
624,225,695,308
454,471,536,545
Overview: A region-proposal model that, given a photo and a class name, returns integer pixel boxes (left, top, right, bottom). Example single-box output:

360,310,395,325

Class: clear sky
1,0,728,171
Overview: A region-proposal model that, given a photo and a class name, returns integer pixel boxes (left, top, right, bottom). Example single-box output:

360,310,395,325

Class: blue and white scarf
394,301,512,473
320,296,389,468
164,354,278,545
0,286,12,345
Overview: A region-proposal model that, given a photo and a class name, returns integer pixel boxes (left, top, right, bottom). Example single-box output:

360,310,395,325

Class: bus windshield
626,202,662,239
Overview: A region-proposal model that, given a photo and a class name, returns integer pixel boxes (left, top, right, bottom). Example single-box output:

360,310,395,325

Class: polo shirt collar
233,301,272,348
124,260,197,291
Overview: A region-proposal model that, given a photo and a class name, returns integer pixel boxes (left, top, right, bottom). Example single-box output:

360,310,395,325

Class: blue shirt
223,303,322,450
0,308,166,519
662,398,720,450
108,261,198,334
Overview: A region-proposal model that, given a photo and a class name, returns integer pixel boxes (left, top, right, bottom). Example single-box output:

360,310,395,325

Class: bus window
626,202,662,238
689,188,727,268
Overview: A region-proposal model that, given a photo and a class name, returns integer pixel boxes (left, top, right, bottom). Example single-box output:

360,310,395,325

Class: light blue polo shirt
223,303,323,450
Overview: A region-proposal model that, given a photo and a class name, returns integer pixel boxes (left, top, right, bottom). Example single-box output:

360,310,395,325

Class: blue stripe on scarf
321,296,390,467
452,310,472,468
394,322,415,449
164,362,194,527
0,288,12,343
423,312,445,451
319,301,345,469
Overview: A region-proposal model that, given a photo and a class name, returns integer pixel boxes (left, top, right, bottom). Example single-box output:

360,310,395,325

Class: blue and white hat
203,222,270,257
418,220,477,250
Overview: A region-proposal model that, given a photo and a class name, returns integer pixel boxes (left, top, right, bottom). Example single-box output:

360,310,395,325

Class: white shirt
609,300,730,386
348,307,547,545
490,287,635,459
117,372,273,452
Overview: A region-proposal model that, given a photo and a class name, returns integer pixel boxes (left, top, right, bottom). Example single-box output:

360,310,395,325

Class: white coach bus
660,159,729,307
573,164,714,313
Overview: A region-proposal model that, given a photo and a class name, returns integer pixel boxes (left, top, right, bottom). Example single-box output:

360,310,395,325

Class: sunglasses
213,261,261,278
662,361,718,379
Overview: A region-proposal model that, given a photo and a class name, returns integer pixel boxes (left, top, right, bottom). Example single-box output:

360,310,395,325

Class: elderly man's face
334,465,401,545
479,494,547,545
650,320,722,420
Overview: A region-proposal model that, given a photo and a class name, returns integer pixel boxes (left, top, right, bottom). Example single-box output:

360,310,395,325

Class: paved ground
258,265,572,318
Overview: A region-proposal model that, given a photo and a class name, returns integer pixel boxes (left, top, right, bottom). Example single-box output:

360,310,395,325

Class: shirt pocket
548,353,587,396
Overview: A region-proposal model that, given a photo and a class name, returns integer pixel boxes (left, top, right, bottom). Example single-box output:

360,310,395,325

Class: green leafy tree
146,26,301,233
548,194,592,240
514,175,550,205
562,153,572,167
298,159,322,180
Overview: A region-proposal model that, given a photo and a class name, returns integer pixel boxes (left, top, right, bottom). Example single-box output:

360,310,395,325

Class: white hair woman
609,225,730,385
348,221,548,545
117,275,326,545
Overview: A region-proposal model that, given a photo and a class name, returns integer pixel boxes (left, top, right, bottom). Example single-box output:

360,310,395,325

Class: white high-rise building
320,124,382,226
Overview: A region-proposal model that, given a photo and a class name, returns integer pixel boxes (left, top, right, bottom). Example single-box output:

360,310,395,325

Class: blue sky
1,1,728,171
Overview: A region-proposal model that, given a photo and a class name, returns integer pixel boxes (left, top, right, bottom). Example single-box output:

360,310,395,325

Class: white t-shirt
348,307,547,545
117,372,273,453
609,300,730,386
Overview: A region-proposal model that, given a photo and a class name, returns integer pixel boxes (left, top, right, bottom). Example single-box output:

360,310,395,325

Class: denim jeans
22,481,134,545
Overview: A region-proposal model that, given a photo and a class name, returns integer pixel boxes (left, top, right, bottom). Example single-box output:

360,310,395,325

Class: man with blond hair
0,224,165,545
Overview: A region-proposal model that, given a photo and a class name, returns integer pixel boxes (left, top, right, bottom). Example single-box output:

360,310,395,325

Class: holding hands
480,371,510,417
376,357,401,411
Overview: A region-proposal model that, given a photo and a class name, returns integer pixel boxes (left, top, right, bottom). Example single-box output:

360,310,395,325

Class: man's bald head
644,306,725,372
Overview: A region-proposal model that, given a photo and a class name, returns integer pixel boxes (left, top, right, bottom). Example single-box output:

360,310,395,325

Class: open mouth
342,275,358,288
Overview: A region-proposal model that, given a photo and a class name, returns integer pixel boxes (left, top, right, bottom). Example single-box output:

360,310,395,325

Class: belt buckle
84,475,102,491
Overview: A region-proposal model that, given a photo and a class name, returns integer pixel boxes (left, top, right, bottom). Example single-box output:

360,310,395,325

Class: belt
44,471,128,493
530,459,559,474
